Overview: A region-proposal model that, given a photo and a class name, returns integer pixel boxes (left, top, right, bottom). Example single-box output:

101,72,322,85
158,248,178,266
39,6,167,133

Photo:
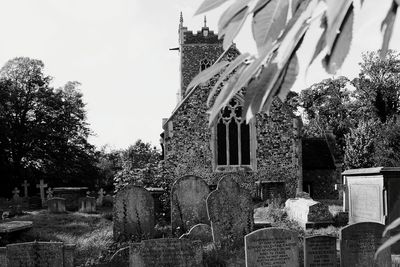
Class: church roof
302,138,336,170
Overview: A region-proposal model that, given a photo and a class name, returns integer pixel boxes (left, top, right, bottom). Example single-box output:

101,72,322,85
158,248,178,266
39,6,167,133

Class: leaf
325,0,353,55
221,8,249,50
207,53,250,107
252,0,289,53
195,0,231,15
277,54,299,100
374,233,400,260
380,1,398,59
186,61,230,94
383,217,400,237
323,4,353,74
308,14,327,68
218,0,251,33
290,0,302,15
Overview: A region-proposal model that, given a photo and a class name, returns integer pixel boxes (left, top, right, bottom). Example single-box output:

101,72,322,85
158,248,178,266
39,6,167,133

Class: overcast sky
0,0,398,150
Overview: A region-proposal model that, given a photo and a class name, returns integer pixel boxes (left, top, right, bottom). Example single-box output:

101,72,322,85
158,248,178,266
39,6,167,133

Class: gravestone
285,198,333,229
28,196,42,209
207,176,253,250
129,238,203,267
0,241,75,267
113,185,154,241
36,179,48,205
21,180,30,198
179,223,212,244
79,196,96,213
103,194,114,207
171,175,210,236
245,228,299,267
12,188,21,202
53,187,88,211
340,222,391,267
304,235,336,267
47,197,66,213
97,188,105,206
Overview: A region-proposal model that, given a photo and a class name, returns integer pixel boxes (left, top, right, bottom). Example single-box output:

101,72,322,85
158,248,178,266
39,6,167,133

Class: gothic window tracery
200,58,212,71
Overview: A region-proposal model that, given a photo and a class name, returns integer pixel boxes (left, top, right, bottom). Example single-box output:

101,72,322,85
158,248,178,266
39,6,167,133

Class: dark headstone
47,197,66,213
304,235,336,267
53,187,88,211
129,238,203,267
28,196,42,209
245,228,299,267
171,175,210,236
79,196,96,213
340,222,391,267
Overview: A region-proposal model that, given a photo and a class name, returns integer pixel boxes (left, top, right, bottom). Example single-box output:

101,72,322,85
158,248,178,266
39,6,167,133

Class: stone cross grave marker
304,235,336,267
245,228,299,267
46,187,53,199
79,196,96,213
97,188,105,206
12,187,20,202
113,185,154,241
171,175,210,236
47,197,66,213
129,238,203,267
36,179,48,205
340,222,391,267
179,223,213,244
207,176,253,250
21,180,30,198
1,241,75,267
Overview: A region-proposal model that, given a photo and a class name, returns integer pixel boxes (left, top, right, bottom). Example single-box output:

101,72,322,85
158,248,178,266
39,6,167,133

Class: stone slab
0,221,33,234
245,228,299,267
129,238,203,267
304,235,336,267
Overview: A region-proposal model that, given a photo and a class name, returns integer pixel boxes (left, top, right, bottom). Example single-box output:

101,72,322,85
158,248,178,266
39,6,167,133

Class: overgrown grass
4,208,113,266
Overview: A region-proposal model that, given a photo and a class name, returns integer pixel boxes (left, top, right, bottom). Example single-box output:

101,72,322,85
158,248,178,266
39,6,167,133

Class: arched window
213,98,256,171
200,58,212,71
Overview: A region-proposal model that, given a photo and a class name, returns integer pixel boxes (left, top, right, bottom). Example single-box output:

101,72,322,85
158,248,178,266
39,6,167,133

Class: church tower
177,13,224,103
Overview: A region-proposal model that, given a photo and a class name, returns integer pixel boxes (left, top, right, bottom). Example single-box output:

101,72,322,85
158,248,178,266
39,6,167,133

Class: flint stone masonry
47,197,66,213
179,223,212,244
304,235,336,267
79,196,96,213
113,185,154,241
285,198,333,229
245,228,299,267
171,175,210,236
340,222,391,267
207,176,253,250
0,241,75,267
129,238,203,267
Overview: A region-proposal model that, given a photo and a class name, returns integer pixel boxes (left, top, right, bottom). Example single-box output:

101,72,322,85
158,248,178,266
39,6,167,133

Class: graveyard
2,0,400,267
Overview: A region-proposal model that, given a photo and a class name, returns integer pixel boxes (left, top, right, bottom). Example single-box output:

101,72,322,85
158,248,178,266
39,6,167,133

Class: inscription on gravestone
129,238,203,267
245,228,299,267
350,184,381,223
340,222,391,267
304,235,336,267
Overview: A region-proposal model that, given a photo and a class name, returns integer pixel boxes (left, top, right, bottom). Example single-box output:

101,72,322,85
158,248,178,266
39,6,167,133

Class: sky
0,0,399,150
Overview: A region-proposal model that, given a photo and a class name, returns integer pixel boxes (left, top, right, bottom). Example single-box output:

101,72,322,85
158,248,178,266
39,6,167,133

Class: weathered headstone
113,185,154,241
340,222,391,267
0,247,6,267
97,188,105,206
12,187,20,202
103,194,114,207
304,235,336,267
285,198,333,229
179,223,212,244
21,180,30,198
36,179,48,205
207,176,253,250
171,175,210,236
245,228,299,267
79,196,96,213
47,197,66,213
3,241,75,267
129,238,203,267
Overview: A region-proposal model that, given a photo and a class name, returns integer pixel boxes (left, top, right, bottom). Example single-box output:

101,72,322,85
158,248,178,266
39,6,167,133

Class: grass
3,207,114,266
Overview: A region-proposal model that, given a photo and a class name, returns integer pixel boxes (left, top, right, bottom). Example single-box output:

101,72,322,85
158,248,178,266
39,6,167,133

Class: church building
161,15,340,200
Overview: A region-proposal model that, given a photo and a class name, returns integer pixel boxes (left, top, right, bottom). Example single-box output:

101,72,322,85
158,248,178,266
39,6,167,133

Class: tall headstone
207,176,253,250
129,238,203,267
245,228,299,267
340,222,391,267
47,197,66,213
171,175,210,236
304,235,336,267
113,185,155,241
36,179,48,205
21,180,30,198
79,196,96,213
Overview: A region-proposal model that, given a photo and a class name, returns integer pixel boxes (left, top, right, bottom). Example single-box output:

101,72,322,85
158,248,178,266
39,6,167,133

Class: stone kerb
206,176,253,250
340,222,391,267
79,196,96,213
113,185,155,241
129,238,203,267
171,175,210,236
285,198,333,228
245,228,299,267
47,197,66,213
